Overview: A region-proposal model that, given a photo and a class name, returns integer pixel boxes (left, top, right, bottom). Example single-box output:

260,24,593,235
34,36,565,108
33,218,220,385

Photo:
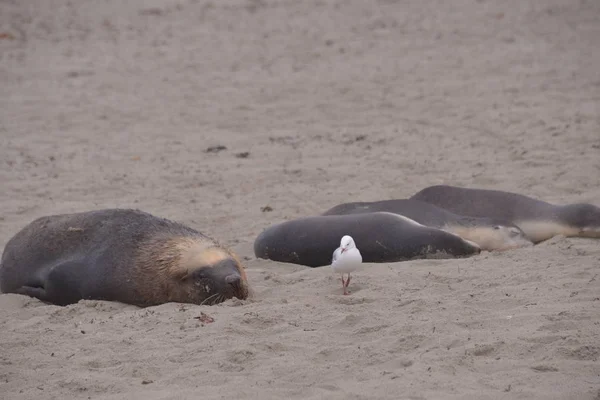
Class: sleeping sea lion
253,212,481,268
410,185,600,243
322,199,532,251
0,209,249,307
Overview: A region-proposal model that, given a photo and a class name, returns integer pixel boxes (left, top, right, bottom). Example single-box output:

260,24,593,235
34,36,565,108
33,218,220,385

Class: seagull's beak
340,247,346,253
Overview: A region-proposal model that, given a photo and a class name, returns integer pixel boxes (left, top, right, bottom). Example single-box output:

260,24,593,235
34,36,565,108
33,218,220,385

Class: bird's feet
341,274,352,295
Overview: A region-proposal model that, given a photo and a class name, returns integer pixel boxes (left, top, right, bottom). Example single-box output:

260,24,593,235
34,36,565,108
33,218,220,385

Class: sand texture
1,0,599,399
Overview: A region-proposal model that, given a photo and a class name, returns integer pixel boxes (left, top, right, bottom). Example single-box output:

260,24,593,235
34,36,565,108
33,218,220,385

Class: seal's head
138,237,250,306
489,224,534,250
448,222,533,251
176,245,249,305
558,203,600,238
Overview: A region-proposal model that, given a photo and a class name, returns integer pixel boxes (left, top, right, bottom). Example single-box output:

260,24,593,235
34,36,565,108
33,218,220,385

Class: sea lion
322,199,533,251
410,185,600,243
253,212,481,268
0,209,249,307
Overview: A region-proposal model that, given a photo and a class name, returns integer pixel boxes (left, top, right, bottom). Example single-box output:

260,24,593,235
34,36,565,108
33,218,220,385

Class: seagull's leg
343,273,352,295
341,273,350,295
341,274,350,295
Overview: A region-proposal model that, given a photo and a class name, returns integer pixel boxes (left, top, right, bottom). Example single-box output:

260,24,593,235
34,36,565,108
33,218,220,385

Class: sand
1,0,599,399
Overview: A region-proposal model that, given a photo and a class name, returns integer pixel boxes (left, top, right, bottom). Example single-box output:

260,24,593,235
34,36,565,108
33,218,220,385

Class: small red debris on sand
194,312,215,324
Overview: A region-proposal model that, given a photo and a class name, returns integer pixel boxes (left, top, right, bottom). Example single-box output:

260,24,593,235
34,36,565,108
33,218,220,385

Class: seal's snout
224,273,247,300
465,239,481,255
225,273,241,285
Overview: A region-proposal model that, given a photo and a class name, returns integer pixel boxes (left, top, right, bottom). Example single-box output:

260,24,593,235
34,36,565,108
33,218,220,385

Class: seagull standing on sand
331,235,363,295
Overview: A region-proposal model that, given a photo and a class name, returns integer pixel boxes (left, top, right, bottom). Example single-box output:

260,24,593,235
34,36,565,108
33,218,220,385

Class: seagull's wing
331,247,342,265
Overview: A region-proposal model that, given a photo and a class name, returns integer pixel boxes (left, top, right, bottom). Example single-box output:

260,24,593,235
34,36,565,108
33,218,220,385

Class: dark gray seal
253,212,481,268
322,199,532,251
0,209,249,307
410,185,600,243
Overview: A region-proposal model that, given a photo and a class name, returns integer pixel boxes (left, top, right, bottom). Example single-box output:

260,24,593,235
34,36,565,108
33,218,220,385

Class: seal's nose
225,274,241,285
224,274,247,299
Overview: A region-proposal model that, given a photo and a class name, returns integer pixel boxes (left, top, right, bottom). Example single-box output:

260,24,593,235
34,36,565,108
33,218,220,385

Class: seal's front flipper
13,286,53,304
43,261,86,306
12,261,84,306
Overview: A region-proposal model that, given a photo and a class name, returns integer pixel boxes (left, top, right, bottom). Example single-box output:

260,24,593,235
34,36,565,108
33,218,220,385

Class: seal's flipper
44,261,87,305
12,261,85,306
13,286,52,304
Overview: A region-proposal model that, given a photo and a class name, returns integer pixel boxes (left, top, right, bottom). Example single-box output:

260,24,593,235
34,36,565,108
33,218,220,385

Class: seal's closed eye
187,266,218,282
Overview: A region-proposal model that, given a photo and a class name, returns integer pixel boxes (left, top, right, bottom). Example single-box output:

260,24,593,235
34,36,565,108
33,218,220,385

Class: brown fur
130,236,249,306
0,209,250,307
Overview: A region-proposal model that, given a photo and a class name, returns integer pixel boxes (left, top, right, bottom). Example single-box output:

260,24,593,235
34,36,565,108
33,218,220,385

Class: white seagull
331,235,363,295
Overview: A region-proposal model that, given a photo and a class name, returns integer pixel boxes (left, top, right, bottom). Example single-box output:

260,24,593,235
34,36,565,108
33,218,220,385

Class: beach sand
1,0,599,399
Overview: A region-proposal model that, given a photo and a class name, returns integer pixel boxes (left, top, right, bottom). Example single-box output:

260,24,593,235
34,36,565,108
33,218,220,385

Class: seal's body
0,209,249,307
322,199,532,251
410,185,600,243
253,212,481,268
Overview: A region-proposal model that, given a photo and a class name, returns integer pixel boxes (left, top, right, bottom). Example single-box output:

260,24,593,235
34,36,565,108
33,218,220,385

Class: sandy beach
1,0,599,399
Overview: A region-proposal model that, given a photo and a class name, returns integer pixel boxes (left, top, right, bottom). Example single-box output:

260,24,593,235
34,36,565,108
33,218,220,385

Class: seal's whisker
200,292,220,306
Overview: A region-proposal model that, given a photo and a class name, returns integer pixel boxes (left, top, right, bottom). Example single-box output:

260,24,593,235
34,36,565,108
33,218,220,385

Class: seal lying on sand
410,185,600,243
322,199,532,251
0,209,249,307
253,212,481,268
